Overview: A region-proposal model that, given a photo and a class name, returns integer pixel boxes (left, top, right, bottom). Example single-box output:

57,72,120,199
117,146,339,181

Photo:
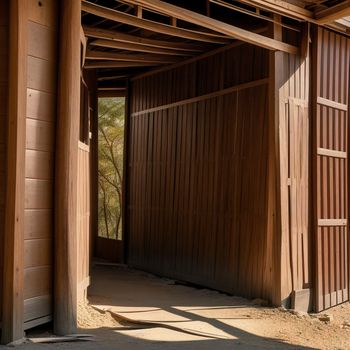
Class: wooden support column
54,0,81,335
266,15,283,307
1,0,27,344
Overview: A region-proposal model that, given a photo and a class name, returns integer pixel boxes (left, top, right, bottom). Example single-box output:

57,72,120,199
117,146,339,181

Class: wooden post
54,0,81,335
1,0,27,344
266,15,283,307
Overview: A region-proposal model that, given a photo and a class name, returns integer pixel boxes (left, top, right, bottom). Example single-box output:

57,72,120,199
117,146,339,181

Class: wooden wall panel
23,0,58,326
0,1,9,323
128,43,273,300
313,28,350,311
277,46,311,307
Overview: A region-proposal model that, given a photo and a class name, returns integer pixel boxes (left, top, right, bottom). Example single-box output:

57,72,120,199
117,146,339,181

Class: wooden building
0,0,349,344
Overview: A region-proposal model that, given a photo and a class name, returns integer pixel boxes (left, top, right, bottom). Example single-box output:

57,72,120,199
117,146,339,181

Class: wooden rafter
84,60,160,69
235,0,313,21
120,0,299,53
86,49,180,63
89,38,196,56
315,1,350,24
83,26,206,52
81,1,230,44
209,0,300,32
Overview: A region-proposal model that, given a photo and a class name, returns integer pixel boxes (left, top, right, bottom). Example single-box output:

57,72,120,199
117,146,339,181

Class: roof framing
81,1,230,44
82,0,299,54
315,1,350,25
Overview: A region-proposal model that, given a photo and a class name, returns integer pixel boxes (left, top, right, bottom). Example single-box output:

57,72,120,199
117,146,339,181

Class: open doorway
94,97,126,264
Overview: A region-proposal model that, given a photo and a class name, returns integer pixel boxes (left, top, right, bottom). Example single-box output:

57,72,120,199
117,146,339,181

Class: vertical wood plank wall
23,0,58,327
277,40,311,305
0,1,9,322
313,28,350,311
77,142,90,299
128,43,274,300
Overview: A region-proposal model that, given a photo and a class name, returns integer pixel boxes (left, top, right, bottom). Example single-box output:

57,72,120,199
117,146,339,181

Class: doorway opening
94,96,126,264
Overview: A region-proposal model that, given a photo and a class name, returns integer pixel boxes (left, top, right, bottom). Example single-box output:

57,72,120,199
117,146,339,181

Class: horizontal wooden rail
317,147,347,159
131,78,269,117
318,219,347,227
317,96,348,111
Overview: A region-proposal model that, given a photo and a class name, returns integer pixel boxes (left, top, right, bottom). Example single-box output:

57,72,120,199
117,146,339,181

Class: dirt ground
3,265,350,350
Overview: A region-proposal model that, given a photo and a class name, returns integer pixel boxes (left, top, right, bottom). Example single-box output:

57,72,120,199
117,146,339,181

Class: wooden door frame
54,0,81,335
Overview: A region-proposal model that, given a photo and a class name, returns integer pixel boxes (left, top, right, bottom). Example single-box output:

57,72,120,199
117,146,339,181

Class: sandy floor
3,265,350,349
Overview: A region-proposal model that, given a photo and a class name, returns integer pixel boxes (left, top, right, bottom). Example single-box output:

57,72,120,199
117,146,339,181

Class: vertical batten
2,0,28,344
54,0,81,335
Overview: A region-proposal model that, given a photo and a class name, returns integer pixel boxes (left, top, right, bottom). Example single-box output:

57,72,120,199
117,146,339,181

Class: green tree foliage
98,97,125,240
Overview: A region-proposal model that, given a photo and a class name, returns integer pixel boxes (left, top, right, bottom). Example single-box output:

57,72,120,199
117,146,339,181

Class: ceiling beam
83,26,207,52
81,1,230,44
234,0,312,21
121,0,299,53
98,75,129,81
315,1,350,25
89,38,197,56
86,49,181,63
84,60,160,69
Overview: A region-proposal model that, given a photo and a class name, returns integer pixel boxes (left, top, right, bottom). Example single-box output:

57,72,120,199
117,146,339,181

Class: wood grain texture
77,142,90,300
0,0,9,334
128,43,273,301
2,0,27,343
313,27,350,312
54,0,81,335
23,0,58,329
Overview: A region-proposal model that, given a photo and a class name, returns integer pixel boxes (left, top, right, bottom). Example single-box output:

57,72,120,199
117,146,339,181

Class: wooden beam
317,148,347,159
98,91,126,98
122,0,299,53
89,38,196,56
98,75,129,81
84,60,159,69
54,0,80,336
235,0,313,21
81,1,230,44
83,26,206,52
267,14,283,307
135,5,142,18
85,50,180,64
1,0,27,344
210,0,301,32
80,26,87,67
315,1,350,24
318,218,347,227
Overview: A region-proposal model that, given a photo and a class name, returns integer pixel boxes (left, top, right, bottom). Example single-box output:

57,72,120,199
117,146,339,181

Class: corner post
54,0,81,335
267,15,284,306
1,0,27,344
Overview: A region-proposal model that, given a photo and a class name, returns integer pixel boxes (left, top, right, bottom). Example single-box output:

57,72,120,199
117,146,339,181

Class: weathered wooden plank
317,147,347,159
1,0,27,344
54,0,80,335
